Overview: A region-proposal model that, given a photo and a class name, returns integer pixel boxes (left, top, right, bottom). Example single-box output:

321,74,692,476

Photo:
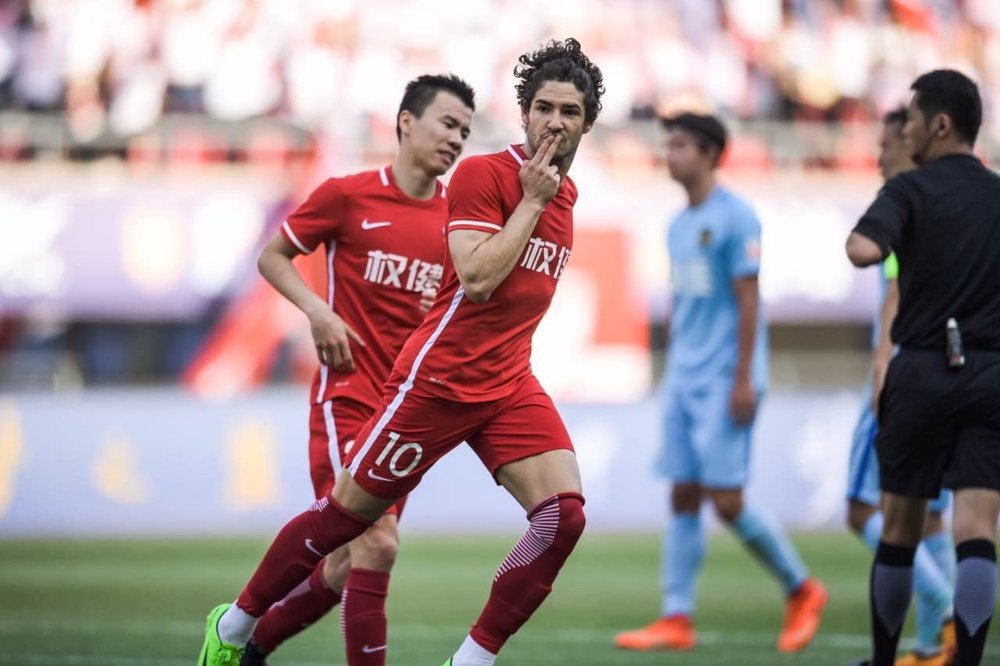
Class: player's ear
520,106,529,133
398,110,413,138
582,121,594,135
935,113,950,138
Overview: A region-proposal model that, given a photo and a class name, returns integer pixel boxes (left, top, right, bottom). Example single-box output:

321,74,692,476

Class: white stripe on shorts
347,287,466,476
314,240,337,402
322,400,342,476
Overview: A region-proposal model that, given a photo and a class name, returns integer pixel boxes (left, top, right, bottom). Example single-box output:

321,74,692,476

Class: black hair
514,38,605,126
910,69,981,145
396,74,476,141
883,106,908,127
660,112,728,164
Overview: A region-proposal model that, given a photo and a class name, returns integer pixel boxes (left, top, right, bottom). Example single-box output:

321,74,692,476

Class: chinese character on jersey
520,236,571,279
364,250,443,293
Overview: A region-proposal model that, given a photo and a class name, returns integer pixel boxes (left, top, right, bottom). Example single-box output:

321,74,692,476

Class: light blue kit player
844,107,956,666
615,113,827,655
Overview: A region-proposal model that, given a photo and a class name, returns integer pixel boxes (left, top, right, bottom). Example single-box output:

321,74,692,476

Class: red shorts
345,374,574,500
308,398,406,516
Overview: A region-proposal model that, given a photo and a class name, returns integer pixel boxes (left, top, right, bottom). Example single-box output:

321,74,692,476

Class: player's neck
923,142,975,165
390,157,438,200
685,175,716,207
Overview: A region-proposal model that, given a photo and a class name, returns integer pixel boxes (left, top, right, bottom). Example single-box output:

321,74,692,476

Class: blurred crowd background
3,0,1000,135
2,0,999,398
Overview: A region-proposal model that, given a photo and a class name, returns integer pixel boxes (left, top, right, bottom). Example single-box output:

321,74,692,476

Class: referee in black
846,69,999,666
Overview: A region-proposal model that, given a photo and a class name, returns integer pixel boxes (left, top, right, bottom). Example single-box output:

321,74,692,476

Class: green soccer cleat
440,659,453,666
197,603,245,666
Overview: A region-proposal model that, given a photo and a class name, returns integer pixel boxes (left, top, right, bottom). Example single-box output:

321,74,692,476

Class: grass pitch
0,532,996,665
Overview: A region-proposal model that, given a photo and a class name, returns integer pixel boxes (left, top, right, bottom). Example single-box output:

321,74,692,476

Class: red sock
342,568,391,666
251,559,342,653
470,493,586,654
237,497,371,616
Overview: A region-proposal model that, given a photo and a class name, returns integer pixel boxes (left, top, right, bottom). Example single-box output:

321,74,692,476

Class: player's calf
459,493,586,662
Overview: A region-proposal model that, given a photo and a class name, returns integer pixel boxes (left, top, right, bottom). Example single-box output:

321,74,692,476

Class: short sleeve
447,157,505,235
883,252,899,280
853,176,911,256
281,179,346,254
726,206,762,278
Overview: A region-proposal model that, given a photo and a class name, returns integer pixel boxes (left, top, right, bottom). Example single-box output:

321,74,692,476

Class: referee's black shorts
876,348,1000,497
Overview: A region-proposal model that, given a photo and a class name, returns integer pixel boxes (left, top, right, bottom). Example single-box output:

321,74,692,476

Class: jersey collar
506,144,527,165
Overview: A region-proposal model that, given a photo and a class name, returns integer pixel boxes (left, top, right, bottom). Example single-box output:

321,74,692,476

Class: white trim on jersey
449,220,502,232
506,144,524,165
379,167,390,187
322,400,342,475
315,240,338,402
347,287,467,477
440,184,447,199
282,220,311,254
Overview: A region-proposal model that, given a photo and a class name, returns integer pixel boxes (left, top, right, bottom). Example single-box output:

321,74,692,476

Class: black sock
954,539,996,666
240,639,269,666
870,541,915,666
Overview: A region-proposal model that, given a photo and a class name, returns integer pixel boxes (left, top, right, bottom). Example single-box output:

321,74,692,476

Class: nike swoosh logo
361,219,392,230
304,538,324,557
367,469,394,482
361,645,387,654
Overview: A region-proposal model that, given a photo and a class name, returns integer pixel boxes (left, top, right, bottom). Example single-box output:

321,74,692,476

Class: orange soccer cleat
895,617,959,666
777,578,828,652
894,649,954,666
613,615,697,651
939,618,956,662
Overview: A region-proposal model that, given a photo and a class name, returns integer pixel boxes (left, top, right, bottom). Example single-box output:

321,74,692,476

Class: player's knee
714,504,741,524
709,492,743,524
552,493,586,553
322,551,349,592
952,510,997,544
847,502,874,535
354,524,400,571
671,483,701,513
923,511,946,536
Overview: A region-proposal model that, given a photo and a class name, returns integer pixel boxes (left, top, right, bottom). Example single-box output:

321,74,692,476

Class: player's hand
308,308,365,372
520,135,562,206
871,358,889,413
730,379,757,425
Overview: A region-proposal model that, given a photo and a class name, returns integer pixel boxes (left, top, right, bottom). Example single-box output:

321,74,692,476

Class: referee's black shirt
853,153,1000,351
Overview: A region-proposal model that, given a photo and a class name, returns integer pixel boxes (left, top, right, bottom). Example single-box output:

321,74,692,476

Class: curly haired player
197,38,604,666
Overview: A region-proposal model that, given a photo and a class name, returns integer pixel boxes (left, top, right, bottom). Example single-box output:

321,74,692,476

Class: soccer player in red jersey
197,38,604,666
197,74,475,666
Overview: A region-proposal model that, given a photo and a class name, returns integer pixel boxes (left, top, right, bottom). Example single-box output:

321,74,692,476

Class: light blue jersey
655,183,811,620
665,186,768,391
657,186,768,488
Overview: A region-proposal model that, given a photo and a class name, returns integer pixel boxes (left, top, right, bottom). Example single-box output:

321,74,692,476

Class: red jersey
281,166,447,408
386,144,576,402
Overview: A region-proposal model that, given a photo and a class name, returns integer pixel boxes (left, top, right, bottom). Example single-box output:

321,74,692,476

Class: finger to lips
541,135,561,164
531,135,556,165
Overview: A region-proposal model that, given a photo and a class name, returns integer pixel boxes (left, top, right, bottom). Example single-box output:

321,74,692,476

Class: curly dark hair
514,38,605,126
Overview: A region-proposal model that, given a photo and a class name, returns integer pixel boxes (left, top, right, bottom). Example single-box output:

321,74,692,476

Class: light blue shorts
655,378,756,489
846,388,951,513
